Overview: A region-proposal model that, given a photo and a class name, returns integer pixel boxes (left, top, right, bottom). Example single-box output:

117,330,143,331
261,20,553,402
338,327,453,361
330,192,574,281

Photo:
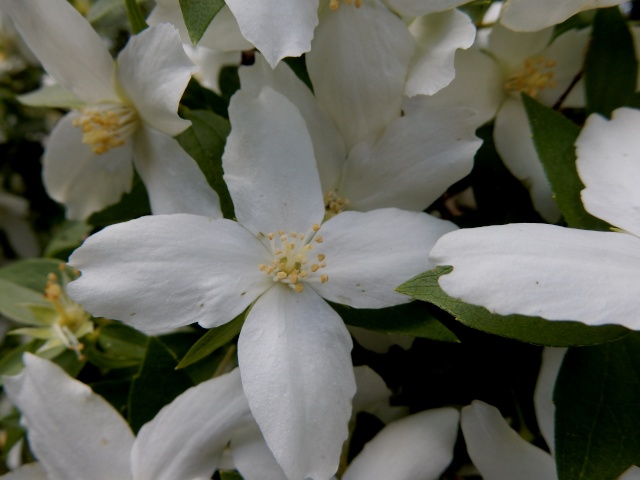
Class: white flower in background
2,354,255,480
421,23,590,222
0,12,36,76
499,0,626,32
429,107,640,329
461,348,640,480
147,0,251,94
0,188,38,258
67,86,456,480
1,0,220,221
240,54,481,217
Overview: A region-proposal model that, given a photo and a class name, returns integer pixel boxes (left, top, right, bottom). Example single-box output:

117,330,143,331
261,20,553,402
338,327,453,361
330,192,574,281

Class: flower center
73,104,138,155
503,55,557,98
329,0,361,10
258,225,328,293
324,190,350,218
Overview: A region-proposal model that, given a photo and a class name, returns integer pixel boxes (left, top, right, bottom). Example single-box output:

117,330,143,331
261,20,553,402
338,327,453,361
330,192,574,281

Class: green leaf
555,333,640,480
522,94,610,231
87,0,123,23
0,258,66,291
176,109,234,218
84,323,148,369
43,221,92,260
87,177,151,227
128,337,193,433
330,302,459,343
0,278,50,325
177,312,245,369
0,340,42,385
181,78,229,118
397,267,629,347
220,471,245,480
0,410,25,462
179,0,225,44
124,0,148,34
584,7,638,117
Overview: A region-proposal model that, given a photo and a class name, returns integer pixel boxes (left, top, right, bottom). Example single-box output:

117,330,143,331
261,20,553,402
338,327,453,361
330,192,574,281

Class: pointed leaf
397,267,629,347
179,0,225,44
43,221,92,260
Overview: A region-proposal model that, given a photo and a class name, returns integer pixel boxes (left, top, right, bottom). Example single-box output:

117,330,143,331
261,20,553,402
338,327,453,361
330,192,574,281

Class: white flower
2,353,254,480
429,107,640,329
1,0,220,221
67,86,456,479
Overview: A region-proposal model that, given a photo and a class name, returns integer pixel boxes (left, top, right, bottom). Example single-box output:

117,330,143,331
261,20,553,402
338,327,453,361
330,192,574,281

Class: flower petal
4,354,134,480
307,0,414,150
225,0,319,67
500,0,624,32
383,0,473,16
314,209,457,308
239,54,346,192
343,408,459,480
18,84,84,109
430,223,640,327
133,126,221,217
68,215,271,332
341,106,479,212
0,463,47,480
116,23,194,136
238,286,355,480
534,348,567,456
576,108,640,236
489,23,553,70
461,400,557,480
1,0,116,103
223,87,325,236
132,369,253,480
42,112,134,221
406,9,476,96
230,423,288,480
494,98,560,222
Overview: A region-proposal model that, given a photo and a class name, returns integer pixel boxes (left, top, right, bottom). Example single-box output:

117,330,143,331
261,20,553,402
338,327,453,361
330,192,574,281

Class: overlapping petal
315,208,456,308
0,463,47,480
238,286,355,480
68,215,272,332
230,423,288,480
4,354,135,480
383,0,472,17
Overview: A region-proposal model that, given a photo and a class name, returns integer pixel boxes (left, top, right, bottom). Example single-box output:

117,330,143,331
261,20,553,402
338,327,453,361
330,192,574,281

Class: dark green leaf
84,322,148,369
397,267,629,347
0,258,66,291
219,471,244,480
52,348,86,379
284,56,313,92
158,331,227,384
87,178,151,227
177,312,245,369
219,66,240,101
0,340,42,385
128,337,193,433
555,333,640,480
0,410,25,462
124,0,148,33
522,94,610,231
43,221,92,260
179,0,225,44
584,7,637,117
181,78,229,118
176,109,234,218
330,302,459,343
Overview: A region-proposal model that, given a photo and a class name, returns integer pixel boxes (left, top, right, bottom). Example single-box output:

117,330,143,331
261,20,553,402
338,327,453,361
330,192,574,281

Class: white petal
223,87,325,236
620,467,640,480
230,423,288,480
313,209,457,308
117,23,194,136
501,0,624,32
42,112,134,221
186,45,241,94
494,98,561,222
132,369,253,480
68,215,272,332
576,108,640,236
0,463,47,480
198,6,254,52
406,9,476,96
4,354,134,480
489,23,553,69
430,223,640,328
534,348,567,456
461,400,557,480
238,286,355,480
18,84,84,109
352,365,391,415
239,54,346,192
1,0,117,103
344,408,459,480
341,107,479,212
406,48,503,127
0,215,40,258
133,126,221,217
383,0,473,16
308,0,414,150
225,0,319,67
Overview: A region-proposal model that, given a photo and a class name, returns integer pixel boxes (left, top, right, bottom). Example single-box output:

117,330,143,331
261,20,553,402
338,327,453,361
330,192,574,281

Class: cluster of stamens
258,225,328,293
504,56,558,98
73,104,137,155
329,0,362,10
324,190,350,218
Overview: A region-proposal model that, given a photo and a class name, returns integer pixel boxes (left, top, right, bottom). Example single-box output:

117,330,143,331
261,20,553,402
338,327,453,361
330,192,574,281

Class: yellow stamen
504,55,558,98
73,104,138,155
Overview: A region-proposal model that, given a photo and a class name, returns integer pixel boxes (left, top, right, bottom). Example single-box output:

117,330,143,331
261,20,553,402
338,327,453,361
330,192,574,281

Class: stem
124,0,148,34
